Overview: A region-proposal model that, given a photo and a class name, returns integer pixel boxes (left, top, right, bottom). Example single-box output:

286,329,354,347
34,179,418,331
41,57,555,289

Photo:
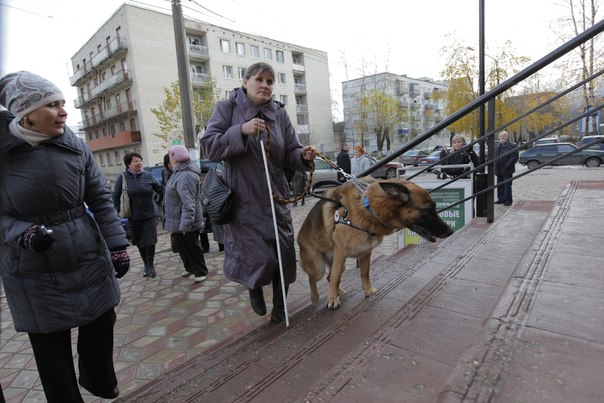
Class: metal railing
358,19,604,222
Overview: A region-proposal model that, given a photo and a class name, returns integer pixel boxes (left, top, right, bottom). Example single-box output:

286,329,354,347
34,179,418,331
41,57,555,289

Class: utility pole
171,0,196,151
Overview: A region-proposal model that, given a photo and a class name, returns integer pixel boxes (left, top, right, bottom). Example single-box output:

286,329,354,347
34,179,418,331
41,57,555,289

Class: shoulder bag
119,173,131,218
200,168,233,225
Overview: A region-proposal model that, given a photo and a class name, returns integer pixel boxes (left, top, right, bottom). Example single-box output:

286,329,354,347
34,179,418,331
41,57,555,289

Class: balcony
91,69,132,98
296,104,308,113
191,72,211,87
87,130,141,152
294,83,307,93
70,61,94,86
81,112,105,130
74,90,101,109
91,37,128,69
188,44,209,60
103,101,137,122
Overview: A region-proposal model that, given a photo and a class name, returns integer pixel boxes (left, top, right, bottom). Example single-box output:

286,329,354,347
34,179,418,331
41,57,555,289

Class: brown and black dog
297,178,453,309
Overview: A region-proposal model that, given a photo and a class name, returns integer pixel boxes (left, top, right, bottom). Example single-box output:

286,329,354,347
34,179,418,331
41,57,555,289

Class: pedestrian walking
201,62,315,323
113,152,164,278
336,142,351,182
163,145,208,283
0,70,130,402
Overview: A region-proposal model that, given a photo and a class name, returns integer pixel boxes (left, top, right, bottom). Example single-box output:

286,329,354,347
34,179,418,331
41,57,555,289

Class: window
105,98,112,110
238,67,246,80
250,45,259,58
280,95,288,105
223,65,233,79
191,64,205,76
236,42,245,56
278,73,286,84
114,151,120,165
220,39,231,53
110,65,116,75
107,152,112,165
99,154,105,166
129,118,136,131
188,37,200,46
276,50,285,63
119,121,126,132
264,48,272,60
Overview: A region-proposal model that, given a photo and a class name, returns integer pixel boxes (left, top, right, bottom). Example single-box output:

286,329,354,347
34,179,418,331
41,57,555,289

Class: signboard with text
399,179,473,247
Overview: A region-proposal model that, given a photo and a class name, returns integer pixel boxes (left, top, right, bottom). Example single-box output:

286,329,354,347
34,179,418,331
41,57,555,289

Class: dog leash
260,126,315,205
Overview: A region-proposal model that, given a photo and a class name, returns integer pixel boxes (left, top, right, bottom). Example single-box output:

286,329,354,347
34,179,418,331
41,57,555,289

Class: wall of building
70,3,333,179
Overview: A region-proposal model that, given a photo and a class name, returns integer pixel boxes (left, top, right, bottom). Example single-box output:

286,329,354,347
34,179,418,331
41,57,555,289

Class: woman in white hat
0,71,130,401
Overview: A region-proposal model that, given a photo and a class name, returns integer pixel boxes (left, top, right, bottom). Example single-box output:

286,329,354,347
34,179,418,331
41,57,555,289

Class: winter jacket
201,87,309,289
0,111,128,333
442,148,479,177
336,149,351,182
351,155,373,176
494,140,519,176
163,160,204,233
112,169,163,220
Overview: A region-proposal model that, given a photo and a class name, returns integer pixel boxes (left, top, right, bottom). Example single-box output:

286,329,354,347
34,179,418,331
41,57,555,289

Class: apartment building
69,3,332,178
342,73,449,155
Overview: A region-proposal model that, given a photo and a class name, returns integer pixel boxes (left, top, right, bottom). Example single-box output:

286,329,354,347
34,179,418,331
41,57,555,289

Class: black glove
111,248,130,278
20,225,54,252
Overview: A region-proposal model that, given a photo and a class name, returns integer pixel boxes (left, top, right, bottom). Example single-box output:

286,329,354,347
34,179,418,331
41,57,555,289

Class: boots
248,288,266,316
146,246,156,278
271,274,289,323
139,247,150,277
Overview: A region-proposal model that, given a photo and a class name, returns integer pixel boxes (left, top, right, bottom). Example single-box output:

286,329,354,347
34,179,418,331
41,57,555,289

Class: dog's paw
363,286,377,297
326,294,341,309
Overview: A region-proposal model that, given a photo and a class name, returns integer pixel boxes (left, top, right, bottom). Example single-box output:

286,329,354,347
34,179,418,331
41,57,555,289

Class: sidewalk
0,165,602,402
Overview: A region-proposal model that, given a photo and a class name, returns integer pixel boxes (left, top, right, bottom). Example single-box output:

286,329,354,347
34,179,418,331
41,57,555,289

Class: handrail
358,19,604,178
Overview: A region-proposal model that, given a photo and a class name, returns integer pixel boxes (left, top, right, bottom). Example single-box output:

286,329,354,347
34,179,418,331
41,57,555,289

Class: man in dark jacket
494,131,519,206
336,142,351,182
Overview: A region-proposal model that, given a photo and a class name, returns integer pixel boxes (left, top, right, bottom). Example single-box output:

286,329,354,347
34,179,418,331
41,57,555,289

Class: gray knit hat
0,71,64,121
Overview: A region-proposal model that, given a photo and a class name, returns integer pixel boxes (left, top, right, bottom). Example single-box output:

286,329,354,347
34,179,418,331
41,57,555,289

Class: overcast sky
1,0,569,126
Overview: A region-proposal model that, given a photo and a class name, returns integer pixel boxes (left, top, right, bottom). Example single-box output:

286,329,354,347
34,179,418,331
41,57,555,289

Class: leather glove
111,248,130,278
20,225,54,252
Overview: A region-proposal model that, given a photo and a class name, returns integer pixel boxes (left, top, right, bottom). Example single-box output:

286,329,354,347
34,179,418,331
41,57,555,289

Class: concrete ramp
118,180,604,402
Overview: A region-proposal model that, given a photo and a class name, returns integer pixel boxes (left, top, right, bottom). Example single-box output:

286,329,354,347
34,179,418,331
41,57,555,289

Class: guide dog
297,178,453,309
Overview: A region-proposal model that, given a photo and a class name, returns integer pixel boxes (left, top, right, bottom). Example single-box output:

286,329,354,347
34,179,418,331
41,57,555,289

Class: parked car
519,143,604,169
366,156,405,179
400,149,429,166
145,164,164,182
418,150,445,171
534,137,559,146
578,135,604,151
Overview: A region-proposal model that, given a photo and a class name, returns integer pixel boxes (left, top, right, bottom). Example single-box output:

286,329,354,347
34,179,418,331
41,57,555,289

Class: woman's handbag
200,168,233,225
119,173,131,218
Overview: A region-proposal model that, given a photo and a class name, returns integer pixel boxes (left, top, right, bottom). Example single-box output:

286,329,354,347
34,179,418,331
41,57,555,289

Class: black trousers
28,309,117,403
173,231,208,277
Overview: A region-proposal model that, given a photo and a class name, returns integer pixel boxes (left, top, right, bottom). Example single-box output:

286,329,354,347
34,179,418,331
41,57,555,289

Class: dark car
578,135,604,151
366,156,405,179
418,150,444,171
400,149,429,166
519,143,604,169
145,164,164,182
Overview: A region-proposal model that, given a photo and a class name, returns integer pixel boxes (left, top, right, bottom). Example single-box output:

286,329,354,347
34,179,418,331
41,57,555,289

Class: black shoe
149,265,156,278
249,288,266,316
80,381,119,399
218,244,224,252
270,308,286,323
143,265,150,277
494,200,504,204
503,202,512,206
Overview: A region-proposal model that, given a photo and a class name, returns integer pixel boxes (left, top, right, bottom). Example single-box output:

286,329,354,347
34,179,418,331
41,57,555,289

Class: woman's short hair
123,152,142,166
244,62,275,81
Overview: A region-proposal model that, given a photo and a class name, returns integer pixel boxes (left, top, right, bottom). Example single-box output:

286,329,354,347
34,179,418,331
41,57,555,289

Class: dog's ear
379,182,411,204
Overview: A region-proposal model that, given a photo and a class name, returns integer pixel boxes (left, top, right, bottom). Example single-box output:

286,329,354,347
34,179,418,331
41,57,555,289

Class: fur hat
354,145,365,155
0,71,64,121
169,145,190,162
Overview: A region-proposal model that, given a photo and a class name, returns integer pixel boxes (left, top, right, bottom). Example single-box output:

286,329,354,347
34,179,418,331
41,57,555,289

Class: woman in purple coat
201,62,315,323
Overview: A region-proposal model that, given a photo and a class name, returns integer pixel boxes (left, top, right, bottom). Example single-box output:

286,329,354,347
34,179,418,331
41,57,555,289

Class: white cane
257,130,290,328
